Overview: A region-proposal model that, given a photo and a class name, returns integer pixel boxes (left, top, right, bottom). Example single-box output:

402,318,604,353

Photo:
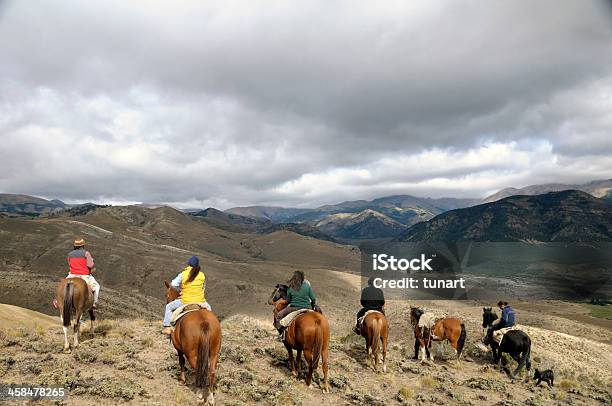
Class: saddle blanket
358,310,383,328
280,308,313,328
492,325,519,344
170,302,212,326
418,312,444,329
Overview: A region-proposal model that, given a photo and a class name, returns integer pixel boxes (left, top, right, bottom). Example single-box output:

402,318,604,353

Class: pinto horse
482,307,531,377
55,277,95,353
164,282,222,405
359,311,388,372
410,306,466,363
268,286,330,392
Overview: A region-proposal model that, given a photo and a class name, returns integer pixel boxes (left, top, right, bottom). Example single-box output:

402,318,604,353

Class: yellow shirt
181,266,206,303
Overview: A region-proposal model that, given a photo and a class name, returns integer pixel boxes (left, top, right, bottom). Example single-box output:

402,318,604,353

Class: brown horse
55,277,95,353
164,282,221,405
269,290,330,392
410,306,466,363
359,311,388,372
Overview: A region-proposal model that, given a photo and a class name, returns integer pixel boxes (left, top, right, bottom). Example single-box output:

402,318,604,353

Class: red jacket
67,249,94,275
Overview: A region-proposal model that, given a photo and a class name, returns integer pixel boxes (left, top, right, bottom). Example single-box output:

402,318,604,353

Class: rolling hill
0,193,68,216
398,190,612,242
190,207,272,232
0,204,359,318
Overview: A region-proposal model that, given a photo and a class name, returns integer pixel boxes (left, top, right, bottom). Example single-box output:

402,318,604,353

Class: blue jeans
163,299,183,327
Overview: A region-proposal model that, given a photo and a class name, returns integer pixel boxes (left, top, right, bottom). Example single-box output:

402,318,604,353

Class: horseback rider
273,271,317,334
353,276,385,334
485,300,515,342
162,256,211,335
66,237,100,309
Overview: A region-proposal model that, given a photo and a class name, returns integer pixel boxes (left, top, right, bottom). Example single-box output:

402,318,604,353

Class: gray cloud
1,0,611,208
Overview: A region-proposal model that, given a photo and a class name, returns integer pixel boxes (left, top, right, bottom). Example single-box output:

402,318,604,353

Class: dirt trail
1,301,611,405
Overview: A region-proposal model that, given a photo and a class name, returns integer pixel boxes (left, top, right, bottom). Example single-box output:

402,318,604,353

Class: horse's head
268,284,288,305
482,307,498,329
164,281,180,304
409,306,423,327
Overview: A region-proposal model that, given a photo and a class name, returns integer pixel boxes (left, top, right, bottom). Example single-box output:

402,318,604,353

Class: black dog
533,368,554,387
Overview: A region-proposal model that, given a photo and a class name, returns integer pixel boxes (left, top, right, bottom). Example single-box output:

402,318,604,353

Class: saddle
492,325,518,344
357,310,383,329
170,302,211,327
417,312,446,340
280,308,313,328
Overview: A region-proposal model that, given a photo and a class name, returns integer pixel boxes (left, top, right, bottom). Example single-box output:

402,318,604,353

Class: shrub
397,386,414,402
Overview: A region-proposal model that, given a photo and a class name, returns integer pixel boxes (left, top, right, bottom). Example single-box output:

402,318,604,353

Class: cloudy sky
1,0,611,209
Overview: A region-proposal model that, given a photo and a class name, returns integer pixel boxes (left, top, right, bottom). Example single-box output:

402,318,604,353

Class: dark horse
269,285,330,392
482,307,531,377
55,277,95,353
359,311,388,372
410,306,466,363
165,282,222,405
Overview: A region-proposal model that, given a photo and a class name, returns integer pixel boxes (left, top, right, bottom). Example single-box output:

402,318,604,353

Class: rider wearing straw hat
66,237,101,309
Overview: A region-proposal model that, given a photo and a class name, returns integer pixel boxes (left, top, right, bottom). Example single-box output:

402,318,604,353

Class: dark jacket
500,305,515,327
360,285,385,310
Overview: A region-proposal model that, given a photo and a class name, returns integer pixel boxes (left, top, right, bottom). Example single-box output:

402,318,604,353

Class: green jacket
287,283,316,309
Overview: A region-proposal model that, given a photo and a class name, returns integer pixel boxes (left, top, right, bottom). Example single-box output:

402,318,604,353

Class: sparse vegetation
583,304,612,320
1,301,610,405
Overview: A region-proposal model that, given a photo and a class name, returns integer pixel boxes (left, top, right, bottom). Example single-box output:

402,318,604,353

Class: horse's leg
321,345,330,393
59,310,71,353
88,309,95,336
419,341,427,363
206,349,219,406
284,343,297,379
413,336,419,360
178,350,186,384
303,347,314,387
513,351,528,377
295,349,302,379
381,333,387,373
73,309,82,348
61,317,70,353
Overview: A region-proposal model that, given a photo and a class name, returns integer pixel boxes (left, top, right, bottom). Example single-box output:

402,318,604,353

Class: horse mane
482,307,498,327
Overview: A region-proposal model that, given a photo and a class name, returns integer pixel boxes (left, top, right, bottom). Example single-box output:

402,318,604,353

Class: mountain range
1,179,610,241
399,190,612,242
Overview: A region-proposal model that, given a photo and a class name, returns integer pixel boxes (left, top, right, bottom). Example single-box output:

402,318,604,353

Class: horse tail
62,282,73,327
195,321,211,389
523,334,532,371
312,317,323,369
371,316,382,360
457,323,467,357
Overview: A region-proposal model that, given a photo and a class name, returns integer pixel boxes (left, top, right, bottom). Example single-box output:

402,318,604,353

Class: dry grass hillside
0,298,610,406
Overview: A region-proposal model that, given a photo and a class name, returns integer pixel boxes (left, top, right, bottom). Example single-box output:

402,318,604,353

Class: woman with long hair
273,270,317,333
162,256,211,335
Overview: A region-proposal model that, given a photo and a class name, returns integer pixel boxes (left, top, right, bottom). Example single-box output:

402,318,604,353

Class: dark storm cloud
0,0,611,208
